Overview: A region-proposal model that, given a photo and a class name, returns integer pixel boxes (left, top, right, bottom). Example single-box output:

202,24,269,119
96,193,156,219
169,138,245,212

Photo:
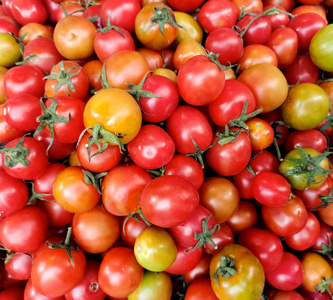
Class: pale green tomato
0,33,22,68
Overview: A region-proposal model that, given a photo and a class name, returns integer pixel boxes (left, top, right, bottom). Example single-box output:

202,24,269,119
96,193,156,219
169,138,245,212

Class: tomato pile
1,0,333,299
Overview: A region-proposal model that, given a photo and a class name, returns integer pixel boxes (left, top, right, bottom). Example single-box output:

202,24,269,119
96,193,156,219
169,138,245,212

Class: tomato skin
53,166,101,214
237,228,283,274
5,252,32,280
31,236,87,298
285,212,320,251
121,215,149,247
39,200,74,228
167,0,204,12
141,175,199,228
0,33,22,68
317,203,333,226
24,279,65,300
271,291,304,300
134,226,177,272
261,195,308,237
185,278,219,300
265,252,303,291
11,0,47,25
311,220,333,252
102,165,152,216
0,170,28,218
99,247,144,298
246,118,274,151
0,105,24,143
0,206,48,254
204,223,234,255
177,55,225,106
210,244,265,300
0,287,24,299
127,124,175,170
205,128,252,177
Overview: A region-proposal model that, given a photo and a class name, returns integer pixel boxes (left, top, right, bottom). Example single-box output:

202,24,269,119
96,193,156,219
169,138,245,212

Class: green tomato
128,271,172,300
0,33,22,68
134,226,177,272
279,147,331,190
281,83,329,131
309,24,333,72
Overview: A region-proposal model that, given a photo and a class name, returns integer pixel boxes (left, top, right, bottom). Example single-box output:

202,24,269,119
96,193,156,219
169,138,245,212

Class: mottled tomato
246,117,274,150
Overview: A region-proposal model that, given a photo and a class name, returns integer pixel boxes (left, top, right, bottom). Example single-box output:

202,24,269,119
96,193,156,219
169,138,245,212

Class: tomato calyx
83,170,107,194
34,97,71,153
147,166,166,178
125,72,160,103
284,147,332,186
0,135,30,168
122,210,152,235
77,123,125,160
228,99,263,129
216,125,245,146
150,5,182,39
89,282,99,292
188,215,220,251
0,243,31,264
186,137,212,169
214,255,237,286
44,61,81,94
309,187,333,211
96,17,126,36
9,32,26,57
46,227,80,267
27,182,53,204
313,235,333,260
315,277,333,298
205,51,234,71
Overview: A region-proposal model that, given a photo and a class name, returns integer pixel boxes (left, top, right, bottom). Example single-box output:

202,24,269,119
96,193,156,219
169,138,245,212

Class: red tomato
183,252,212,284
121,215,149,247
39,200,74,228
11,0,47,25
0,287,24,299
24,279,65,300
5,252,32,280
184,278,219,300
285,129,327,153
167,0,205,12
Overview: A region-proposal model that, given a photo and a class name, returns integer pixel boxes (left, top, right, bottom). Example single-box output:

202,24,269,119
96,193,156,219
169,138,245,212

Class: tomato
24,279,66,300
140,175,199,228
173,11,203,45
292,4,327,22
0,170,28,218
44,61,89,100
0,33,21,68
264,4,290,31
76,132,122,173
279,147,331,190
252,171,291,207
121,215,149,247
271,291,304,300
134,226,177,272
0,206,48,254
185,278,219,300
183,252,211,284
135,3,180,50
265,252,303,291
199,177,240,224
167,0,204,12
1,136,49,180
53,166,101,213
31,232,87,298
238,63,288,113
177,54,225,106
265,27,298,69
281,83,329,131
311,220,333,254
0,66,8,104
83,88,142,145
3,65,45,99
225,200,257,234
285,212,320,251
128,271,172,300
39,200,74,228
0,104,26,143
99,247,144,298
310,24,333,72
204,223,234,256
0,18,19,36
318,203,333,226
198,0,238,33
83,60,103,92
18,23,52,45
11,0,47,25
210,244,265,300
205,127,252,177
5,252,32,281
301,252,333,294
237,228,283,274
246,118,274,150
137,47,164,70
53,15,96,60
127,124,175,170
261,195,308,237
102,165,152,216
0,287,24,299
94,24,135,62
65,260,106,300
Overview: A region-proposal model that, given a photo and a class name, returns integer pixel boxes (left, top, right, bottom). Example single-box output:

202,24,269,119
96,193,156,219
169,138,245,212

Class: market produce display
1,0,333,299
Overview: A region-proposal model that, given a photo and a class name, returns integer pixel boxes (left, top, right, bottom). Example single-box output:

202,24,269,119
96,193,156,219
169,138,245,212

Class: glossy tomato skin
24,279,65,300
246,117,274,151
140,175,199,228
204,223,234,255
11,0,47,25
39,200,74,228
102,165,153,216
311,220,333,252
1,137,49,180
184,278,219,300
121,215,149,247
265,252,303,291
167,0,204,12
4,252,32,280
177,55,225,106
237,228,283,274
0,206,48,254
210,244,265,300
31,235,86,298
127,124,175,170
99,247,144,299
205,128,252,177
261,195,308,237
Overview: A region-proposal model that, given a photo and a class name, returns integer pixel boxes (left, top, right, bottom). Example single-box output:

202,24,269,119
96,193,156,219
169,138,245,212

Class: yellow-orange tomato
18,23,53,45
0,33,22,68
237,63,288,113
173,39,206,71
246,117,275,151
319,81,333,102
224,68,236,80
53,166,101,213
83,88,142,145
173,11,203,46
292,4,327,23
68,149,81,167
53,15,96,60
135,3,180,50
237,44,278,73
0,66,8,104
104,50,150,89
230,0,263,17
152,67,177,84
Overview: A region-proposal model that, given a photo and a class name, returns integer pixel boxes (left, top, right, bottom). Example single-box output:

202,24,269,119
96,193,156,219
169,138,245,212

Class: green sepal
0,135,30,168
83,170,107,194
214,255,238,287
